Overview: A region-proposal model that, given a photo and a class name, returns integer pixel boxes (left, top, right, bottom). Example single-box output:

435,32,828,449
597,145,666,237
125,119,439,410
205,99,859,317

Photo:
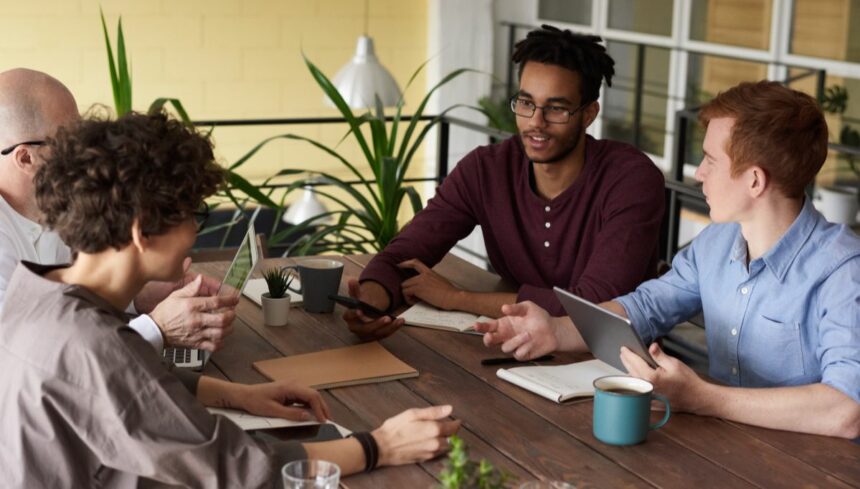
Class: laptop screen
218,221,258,298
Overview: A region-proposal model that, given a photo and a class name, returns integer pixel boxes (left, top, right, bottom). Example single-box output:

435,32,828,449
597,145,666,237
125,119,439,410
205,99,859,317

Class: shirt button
545,222,551,229
544,206,551,212
731,367,738,375
741,287,749,295
544,241,550,248
731,328,738,336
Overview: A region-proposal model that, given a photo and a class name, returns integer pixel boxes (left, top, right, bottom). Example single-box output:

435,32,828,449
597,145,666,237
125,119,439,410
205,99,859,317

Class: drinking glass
281,460,340,489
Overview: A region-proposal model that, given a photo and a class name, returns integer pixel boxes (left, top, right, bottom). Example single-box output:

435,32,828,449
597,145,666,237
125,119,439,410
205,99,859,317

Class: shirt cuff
614,294,653,345
129,314,164,353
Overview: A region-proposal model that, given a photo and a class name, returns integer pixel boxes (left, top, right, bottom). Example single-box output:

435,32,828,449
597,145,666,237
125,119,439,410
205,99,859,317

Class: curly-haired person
0,112,459,488
346,24,665,341
0,68,238,354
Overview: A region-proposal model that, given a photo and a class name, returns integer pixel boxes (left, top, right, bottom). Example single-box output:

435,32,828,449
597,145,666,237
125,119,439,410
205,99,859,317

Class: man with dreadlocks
344,25,665,340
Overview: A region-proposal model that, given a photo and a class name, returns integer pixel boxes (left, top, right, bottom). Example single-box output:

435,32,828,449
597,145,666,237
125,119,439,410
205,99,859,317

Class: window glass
690,0,772,50
791,0,860,63
537,0,593,26
683,54,768,166
608,0,673,36
602,41,671,156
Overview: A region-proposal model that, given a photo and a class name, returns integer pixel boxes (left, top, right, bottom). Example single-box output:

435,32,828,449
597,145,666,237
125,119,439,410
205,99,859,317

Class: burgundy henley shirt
360,135,665,316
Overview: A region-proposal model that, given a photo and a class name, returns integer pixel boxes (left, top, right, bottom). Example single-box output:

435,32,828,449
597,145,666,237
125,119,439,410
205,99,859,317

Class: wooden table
196,254,860,489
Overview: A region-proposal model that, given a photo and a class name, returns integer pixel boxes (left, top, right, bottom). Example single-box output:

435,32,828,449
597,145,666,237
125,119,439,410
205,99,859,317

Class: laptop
553,287,657,372
163,220,260,370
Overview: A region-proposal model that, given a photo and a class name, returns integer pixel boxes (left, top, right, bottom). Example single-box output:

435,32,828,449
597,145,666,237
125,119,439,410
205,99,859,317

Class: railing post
633,43,646,149
507,24,517,96
437,120,450,185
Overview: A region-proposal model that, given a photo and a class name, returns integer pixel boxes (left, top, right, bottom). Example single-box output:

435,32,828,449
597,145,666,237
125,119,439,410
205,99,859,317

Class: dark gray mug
284,259,344,313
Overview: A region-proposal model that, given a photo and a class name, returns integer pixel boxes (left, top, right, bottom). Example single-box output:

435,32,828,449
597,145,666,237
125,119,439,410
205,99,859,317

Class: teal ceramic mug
592,375,670,446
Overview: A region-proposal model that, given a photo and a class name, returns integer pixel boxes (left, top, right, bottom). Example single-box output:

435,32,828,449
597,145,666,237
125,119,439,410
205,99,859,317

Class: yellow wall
0,0,430,208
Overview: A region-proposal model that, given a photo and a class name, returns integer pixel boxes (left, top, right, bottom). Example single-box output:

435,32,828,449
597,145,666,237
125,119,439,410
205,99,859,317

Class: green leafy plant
231,56,484,256
478,95,517,134
262,267,293,299
99,11,279,221
438,435,511,489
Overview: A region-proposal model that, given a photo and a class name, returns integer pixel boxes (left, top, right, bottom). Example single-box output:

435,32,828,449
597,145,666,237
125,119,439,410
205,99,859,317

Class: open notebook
398,302,493,334
207,407,352,437
252,341,418,389
497,359,624,403
242,277,303,307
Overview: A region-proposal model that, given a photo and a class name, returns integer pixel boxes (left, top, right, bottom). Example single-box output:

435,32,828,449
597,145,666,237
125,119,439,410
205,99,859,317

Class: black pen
480,354,554,366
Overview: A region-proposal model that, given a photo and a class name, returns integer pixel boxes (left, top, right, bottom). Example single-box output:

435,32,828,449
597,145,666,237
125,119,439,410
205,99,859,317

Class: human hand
398,259,462,310
620,342,708,413
372,405,461,467
150,275,239,351
473,301,559,360
342,279,404,341
134,257,221,313
228,381,330,422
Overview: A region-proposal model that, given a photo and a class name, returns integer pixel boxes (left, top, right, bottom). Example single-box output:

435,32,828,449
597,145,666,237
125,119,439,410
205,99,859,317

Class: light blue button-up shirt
616,199,860,404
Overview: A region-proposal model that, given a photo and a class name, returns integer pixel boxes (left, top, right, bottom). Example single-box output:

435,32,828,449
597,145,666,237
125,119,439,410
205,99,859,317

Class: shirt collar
728,198,819,282
20,261,128,321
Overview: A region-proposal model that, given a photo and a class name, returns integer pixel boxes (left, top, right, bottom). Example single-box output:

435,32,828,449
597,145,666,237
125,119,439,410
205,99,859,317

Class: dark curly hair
34,111,225,253
512,24,615,104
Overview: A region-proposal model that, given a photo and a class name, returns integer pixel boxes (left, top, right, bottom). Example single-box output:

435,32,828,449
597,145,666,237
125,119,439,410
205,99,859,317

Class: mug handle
281,265,303,294
649,394,671,431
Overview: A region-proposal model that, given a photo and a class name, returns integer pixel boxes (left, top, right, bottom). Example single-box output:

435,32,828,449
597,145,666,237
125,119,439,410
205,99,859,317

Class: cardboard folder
252,341,418,389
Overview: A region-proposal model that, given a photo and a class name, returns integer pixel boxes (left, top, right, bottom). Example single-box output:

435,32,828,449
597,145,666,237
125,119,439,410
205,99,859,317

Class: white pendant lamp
327,1,402,108
282,185,331,226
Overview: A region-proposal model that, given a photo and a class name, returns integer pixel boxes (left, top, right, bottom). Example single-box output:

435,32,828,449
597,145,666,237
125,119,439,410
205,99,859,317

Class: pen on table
480,354,554,366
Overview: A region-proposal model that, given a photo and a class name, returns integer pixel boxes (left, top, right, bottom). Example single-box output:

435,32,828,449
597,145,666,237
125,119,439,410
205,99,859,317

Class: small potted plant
261,267,293,327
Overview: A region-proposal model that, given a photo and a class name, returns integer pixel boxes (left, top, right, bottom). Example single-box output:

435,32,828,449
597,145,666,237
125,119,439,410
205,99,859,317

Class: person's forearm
600,300,628,319
452,291,518,318
196,376,243,408
697,382,860,439
304,438,365,475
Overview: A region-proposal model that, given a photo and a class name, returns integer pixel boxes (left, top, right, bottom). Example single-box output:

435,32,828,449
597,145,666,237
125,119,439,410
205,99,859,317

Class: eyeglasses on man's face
192,202,210,233
0,140,46,156
509,97,589,124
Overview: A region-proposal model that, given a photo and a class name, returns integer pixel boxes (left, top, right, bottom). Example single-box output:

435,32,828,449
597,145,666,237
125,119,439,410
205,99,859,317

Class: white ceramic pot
261,293,290,327
815,186,859,225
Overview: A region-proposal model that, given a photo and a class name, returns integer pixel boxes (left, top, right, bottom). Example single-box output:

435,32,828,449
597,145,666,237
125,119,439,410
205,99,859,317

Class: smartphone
328,294,394,319
253,423,344,444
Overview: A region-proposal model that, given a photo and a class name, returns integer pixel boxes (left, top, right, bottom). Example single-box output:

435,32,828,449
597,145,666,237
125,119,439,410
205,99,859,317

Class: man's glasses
509,97,589,124
193,202,210,233
0,140,46,156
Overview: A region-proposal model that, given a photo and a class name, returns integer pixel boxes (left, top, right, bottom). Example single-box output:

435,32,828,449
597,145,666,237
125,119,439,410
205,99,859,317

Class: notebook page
497,359,624,403
399,302,492,332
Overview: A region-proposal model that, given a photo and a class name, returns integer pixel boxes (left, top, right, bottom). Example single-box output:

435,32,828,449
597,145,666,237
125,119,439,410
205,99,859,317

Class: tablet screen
218,222,257,298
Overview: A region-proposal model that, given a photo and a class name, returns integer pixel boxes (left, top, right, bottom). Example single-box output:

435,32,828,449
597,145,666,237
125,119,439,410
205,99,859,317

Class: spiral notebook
497,359,624,403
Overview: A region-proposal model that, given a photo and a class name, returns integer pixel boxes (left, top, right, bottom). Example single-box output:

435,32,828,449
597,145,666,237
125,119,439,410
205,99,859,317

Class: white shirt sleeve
128,314,164,354
0,249,18,309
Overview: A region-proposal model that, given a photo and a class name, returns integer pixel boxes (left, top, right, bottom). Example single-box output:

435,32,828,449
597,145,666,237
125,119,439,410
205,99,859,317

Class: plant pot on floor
261,293,290,326
815,185,859,225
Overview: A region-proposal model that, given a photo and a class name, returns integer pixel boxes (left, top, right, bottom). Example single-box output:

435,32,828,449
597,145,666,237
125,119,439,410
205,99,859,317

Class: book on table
242,277,303,307
398,301,493,334
497,359,625,403
252,341,418,389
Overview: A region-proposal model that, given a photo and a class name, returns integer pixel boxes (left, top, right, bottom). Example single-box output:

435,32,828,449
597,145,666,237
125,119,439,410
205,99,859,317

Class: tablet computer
553,287,657,371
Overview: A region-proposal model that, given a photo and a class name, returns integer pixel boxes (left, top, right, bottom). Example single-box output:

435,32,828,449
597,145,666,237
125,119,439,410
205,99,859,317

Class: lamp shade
283,185,331,226
327,35,402,108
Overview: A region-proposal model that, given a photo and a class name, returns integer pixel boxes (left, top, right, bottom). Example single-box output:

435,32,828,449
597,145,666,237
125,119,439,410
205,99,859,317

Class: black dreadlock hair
512,24,615,104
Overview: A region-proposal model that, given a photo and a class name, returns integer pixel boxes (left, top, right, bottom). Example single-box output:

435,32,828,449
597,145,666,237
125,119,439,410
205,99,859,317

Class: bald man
0,68,236,353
